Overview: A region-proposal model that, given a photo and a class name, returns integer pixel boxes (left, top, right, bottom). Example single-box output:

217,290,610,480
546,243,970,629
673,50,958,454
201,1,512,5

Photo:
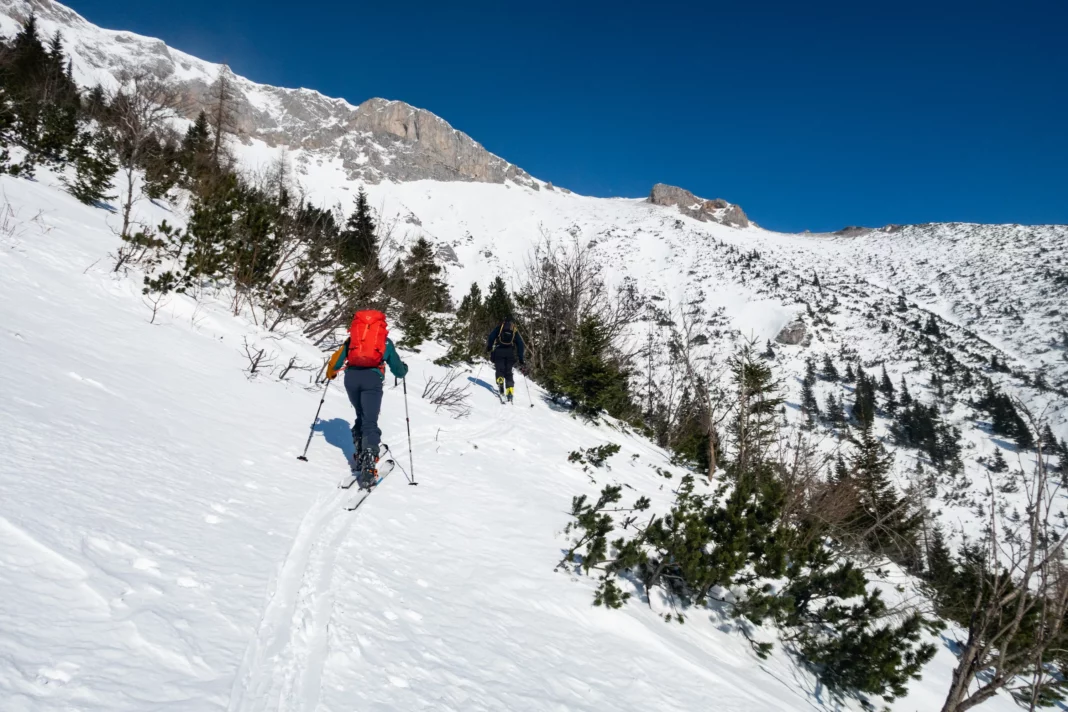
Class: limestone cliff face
0,0,538,187
648,183,749,228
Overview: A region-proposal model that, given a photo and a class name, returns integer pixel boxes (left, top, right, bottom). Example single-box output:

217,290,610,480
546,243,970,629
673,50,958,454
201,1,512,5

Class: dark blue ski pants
344,367,383,454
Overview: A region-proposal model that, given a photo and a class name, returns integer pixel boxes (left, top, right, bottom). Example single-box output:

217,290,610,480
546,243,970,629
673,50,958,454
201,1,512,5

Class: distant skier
326,310,408,487
486,316,525,403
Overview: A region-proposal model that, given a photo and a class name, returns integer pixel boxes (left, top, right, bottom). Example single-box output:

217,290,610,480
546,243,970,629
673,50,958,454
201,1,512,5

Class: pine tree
64,128,116,204
851,368,877,426
844,362,856,383
552,315,633,418
84,84,107,118
832,453,850,483
395,237,451,313
899,376,912,407
988,448,1008,473
762,339,776,359
484,276,515,324
143,134,182,200
923,316,942,338
440,282,486,363
338,187,377,267
879,365,897,414
924,526,955,608
825,392,845,429
4,17,79,165
800,359,819,426
821,354,839,381
847,421,916,558
976,387,1034,450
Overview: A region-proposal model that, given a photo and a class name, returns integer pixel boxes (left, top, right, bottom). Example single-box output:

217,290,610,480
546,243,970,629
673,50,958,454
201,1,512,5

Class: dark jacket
486,323,525,362
327,337,408,381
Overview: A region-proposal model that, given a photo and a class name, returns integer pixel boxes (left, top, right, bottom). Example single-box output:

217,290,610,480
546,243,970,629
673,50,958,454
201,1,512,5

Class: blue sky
66,0,1066,232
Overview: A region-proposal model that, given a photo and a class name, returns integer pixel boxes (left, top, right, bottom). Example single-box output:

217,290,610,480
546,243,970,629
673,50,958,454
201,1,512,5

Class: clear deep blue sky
67,0,1066,232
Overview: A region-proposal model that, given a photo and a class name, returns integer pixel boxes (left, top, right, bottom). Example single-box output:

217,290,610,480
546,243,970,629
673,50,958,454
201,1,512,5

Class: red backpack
346,310,388,368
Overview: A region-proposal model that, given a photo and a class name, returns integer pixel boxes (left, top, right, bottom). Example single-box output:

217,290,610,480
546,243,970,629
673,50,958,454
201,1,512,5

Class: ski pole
402,376,417,485
297,379,331,461
523,366,534,408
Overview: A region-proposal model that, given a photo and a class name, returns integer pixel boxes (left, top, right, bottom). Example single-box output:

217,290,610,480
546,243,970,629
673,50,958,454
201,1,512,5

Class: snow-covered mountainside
0,0,539,187
1,145,1024,712
1,1,1067,711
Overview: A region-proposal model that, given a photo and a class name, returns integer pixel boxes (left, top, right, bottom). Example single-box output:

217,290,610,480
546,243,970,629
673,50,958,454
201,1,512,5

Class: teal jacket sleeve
383,339,408,379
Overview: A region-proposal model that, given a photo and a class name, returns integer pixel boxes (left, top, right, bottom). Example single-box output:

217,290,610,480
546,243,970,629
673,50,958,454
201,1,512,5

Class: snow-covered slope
1,169,1014,712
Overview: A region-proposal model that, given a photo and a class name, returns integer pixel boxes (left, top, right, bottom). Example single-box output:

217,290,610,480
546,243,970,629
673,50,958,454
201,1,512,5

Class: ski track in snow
230,403,518,712
228,488,353,712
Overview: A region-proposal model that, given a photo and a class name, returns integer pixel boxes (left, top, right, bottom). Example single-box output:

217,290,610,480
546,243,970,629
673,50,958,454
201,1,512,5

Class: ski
344,459,395,510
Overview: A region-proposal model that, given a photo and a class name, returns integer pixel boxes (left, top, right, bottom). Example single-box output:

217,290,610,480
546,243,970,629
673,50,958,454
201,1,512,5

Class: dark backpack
496,322,516,347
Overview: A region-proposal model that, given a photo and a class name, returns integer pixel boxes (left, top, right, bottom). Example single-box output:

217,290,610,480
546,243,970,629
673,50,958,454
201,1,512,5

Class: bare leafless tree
276,355,312,381
670,300,733,477
142,289,168,325
422,369,472,418
940,407,1068,712
241,337,275,377
517,232,639,379
107,70,184,270
207,67,239,168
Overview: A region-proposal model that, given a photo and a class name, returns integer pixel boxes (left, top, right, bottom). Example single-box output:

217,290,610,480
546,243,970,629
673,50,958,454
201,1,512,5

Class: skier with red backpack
326,310,409,488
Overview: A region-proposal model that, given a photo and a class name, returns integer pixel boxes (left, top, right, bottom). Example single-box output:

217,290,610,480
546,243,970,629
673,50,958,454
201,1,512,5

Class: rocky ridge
0,0,538,187
648,182,750,228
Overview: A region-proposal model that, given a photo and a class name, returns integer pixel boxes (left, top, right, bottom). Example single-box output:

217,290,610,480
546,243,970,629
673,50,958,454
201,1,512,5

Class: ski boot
496,376,505,396
357,448,380,490
506,386,515,403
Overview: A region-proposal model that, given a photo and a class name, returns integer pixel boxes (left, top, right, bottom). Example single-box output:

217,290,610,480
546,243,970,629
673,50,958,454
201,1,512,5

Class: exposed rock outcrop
775,320,809,346
648,183,749,228
0,0,538,188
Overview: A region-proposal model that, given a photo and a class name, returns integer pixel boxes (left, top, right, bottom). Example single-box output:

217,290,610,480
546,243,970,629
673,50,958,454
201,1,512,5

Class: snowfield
0,167,1032,712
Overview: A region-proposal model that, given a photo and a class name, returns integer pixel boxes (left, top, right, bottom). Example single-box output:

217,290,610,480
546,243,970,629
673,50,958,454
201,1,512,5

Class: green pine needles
559,345,938,705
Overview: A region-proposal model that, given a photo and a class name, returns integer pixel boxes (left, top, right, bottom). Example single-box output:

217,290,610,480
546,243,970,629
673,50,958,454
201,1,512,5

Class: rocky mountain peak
648,183,749,228
0,0,539,188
